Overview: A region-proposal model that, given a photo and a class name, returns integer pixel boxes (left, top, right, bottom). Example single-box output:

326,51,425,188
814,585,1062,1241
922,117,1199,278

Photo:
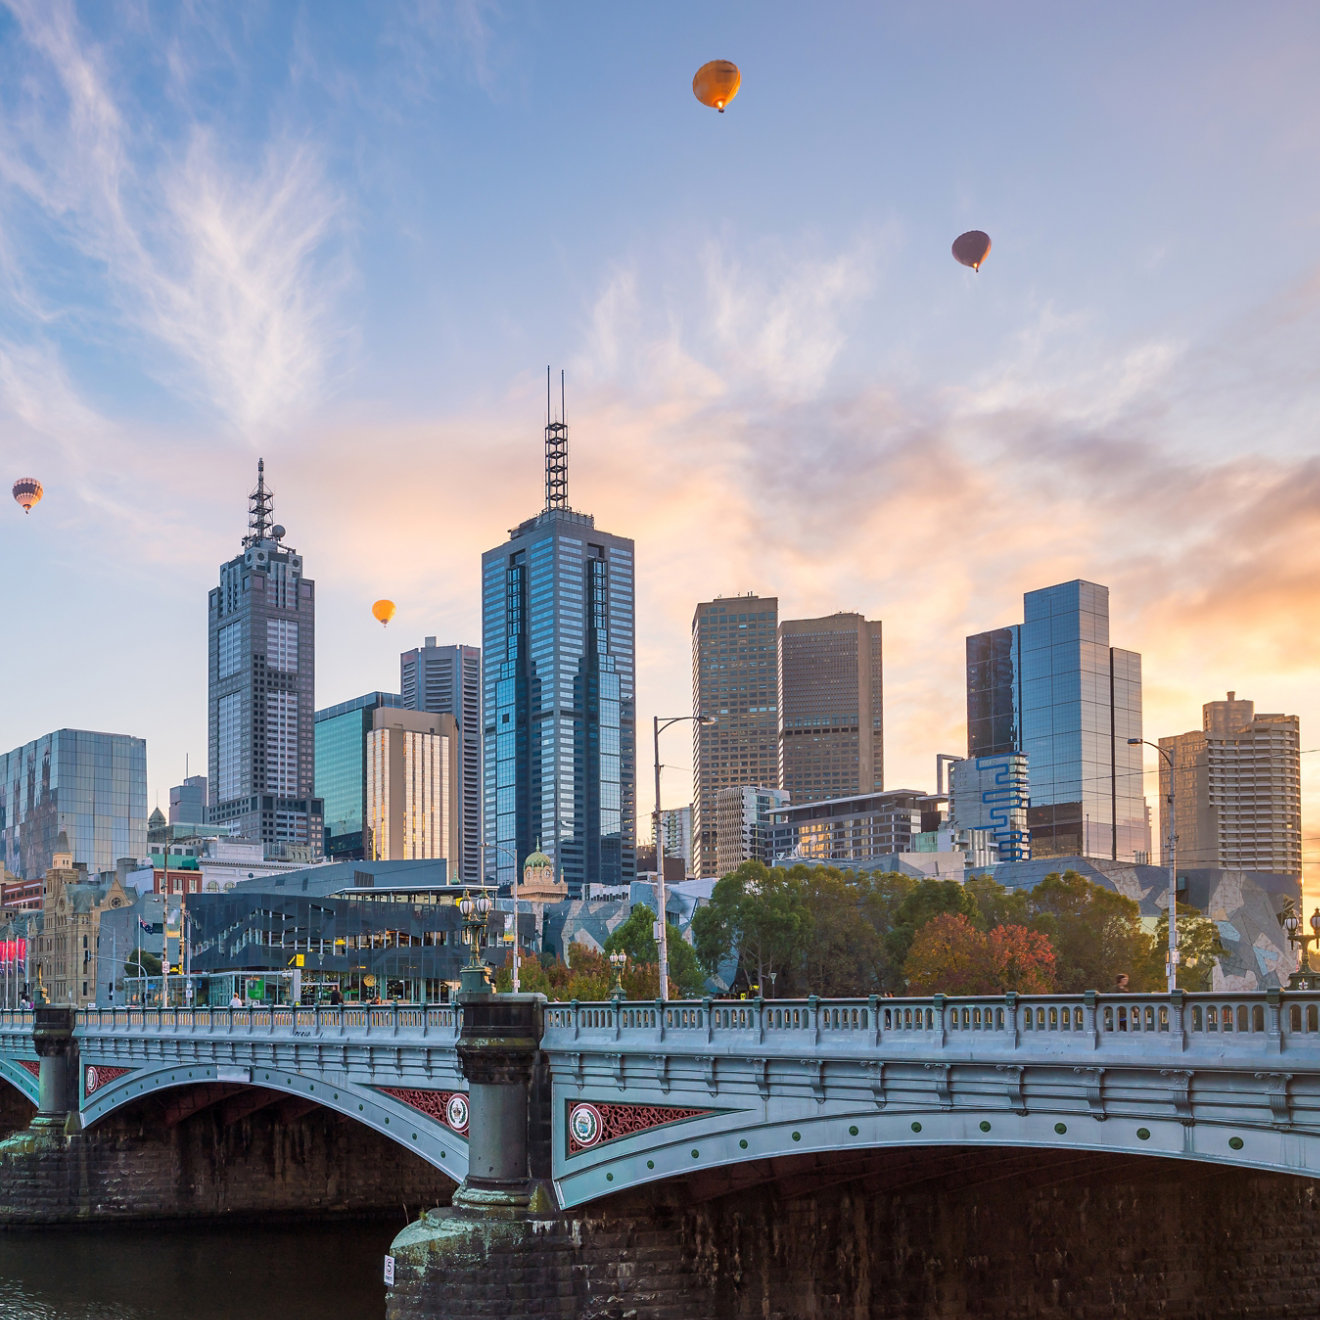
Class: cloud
0,0,346,435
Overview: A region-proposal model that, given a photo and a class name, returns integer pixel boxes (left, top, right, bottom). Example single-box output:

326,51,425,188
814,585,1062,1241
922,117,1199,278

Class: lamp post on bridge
456,889,493,996
653,713,715,997
1277,899,1320,990
1129,737,1178,993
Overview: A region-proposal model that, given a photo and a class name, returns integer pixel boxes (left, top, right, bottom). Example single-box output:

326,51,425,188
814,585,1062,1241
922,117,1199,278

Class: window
267,619,299,672
218,621,242,678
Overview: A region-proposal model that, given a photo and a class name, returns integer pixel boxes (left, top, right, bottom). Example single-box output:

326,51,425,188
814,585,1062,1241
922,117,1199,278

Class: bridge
4,988,1320,1210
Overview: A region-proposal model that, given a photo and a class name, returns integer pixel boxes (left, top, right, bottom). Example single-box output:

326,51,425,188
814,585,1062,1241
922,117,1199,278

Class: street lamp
609,950,627,1000
1277,899,1320,990
653,713,716,998
483,843,522,993
456,889,494,995
1128,737,1178,993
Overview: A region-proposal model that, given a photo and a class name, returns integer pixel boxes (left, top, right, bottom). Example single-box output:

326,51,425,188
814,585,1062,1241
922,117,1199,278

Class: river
0,1219,396,1320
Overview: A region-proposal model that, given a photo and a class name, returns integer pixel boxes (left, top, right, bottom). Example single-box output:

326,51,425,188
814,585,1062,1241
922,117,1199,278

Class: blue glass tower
481,394,636,896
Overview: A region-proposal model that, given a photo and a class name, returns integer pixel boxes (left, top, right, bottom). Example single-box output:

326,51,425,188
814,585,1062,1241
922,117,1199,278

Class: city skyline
0,4,1316,890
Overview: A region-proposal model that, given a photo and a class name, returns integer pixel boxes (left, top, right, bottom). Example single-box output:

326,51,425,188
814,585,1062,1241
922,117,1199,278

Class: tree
691,862,806,993
604,904,706,998
790,866,886,997
964,873,1030,931
1144,903,1228,992
986,923,1056,994
1025,871,1156,992
124,950,161,979
903,913,1055,995
886,879,976,981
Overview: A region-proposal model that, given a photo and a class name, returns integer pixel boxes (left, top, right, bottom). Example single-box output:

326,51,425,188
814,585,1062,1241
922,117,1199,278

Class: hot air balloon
693,60,741,113
952,231,992,272
12,478,42,514
372,599,396,628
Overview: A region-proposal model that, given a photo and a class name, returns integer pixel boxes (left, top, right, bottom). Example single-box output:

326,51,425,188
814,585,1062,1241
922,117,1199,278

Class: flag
138,919,152,933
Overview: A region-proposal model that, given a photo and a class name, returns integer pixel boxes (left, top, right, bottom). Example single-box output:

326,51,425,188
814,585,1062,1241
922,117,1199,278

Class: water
0,1219,398,1320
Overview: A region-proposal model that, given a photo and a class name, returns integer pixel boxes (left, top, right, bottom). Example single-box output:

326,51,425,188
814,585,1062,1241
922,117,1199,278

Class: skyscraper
481,389,636,896
715,785,790,876
691,594,779,877
1160,692,1302,878
366,708,461,864
0,730,147,879
401,639,481,881
778,612,883,802
207,460,323,858
966,580,1148,862
168,775,208,827
315,691,404,860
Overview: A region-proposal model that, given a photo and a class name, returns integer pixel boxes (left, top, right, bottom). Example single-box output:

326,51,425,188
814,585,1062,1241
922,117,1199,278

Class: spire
544,367,568,513
243,457,275,547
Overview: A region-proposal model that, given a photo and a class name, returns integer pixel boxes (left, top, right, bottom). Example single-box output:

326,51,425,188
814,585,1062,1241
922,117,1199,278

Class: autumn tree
1025,870,1156,992
904,913,1055,995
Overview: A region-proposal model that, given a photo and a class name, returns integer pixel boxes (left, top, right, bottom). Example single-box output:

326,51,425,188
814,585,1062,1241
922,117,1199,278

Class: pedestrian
329,986,343,1006
1114,973,1130,993
229,992,243,1008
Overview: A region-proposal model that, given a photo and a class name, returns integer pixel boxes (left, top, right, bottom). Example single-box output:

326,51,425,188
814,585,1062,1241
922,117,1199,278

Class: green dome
524,848,553,869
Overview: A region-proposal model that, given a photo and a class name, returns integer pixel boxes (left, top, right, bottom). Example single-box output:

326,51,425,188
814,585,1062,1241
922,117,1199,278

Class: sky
0,1,1317,888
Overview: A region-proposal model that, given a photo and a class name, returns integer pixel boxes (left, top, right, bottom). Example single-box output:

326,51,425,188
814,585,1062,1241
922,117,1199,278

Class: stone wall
389,1147,1320,1319
0,1084,454,1225
0,1085,35,1138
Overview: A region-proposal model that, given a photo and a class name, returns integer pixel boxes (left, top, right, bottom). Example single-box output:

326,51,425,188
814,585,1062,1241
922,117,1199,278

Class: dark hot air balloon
693,60,741,113
12,478,42,514
952,231,992,272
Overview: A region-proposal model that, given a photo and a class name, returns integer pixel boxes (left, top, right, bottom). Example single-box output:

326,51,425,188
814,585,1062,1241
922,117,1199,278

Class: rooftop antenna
243,457,274,546
544,366,568,512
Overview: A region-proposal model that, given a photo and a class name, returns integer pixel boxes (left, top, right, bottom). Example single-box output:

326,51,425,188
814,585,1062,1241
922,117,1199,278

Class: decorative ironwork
84,1065,132,1097
567,1100,711,1154
17,1060,39,1078
378,1087,469,1135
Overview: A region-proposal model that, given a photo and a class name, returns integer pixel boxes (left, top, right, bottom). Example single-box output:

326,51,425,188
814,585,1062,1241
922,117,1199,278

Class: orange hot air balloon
952,231,992,272
371,599,396,628
12,477,42,514
693,59,741,113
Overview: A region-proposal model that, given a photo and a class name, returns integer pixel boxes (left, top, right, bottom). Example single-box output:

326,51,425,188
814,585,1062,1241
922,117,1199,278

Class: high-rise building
481,391,636,896
207,460,322,858
966,579,1148,861
366,708,461,863
1159,692,1302,878
948,753,1031,861
315,692,404,860
660,806,693,874
691,594,779,877
401,639,481,881
168,775,208,827
778,612,883,803
772,789,945,865
0,730,147,879
715,785,790,876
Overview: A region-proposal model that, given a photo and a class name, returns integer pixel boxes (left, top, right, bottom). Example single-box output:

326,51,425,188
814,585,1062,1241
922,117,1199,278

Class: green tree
124,950,161,979
1144,903,1228,991
964,873,1031,931
790,866,886,997
603,904,705,997
1025,870,1156,992
886,879,976,982
691,861,806,992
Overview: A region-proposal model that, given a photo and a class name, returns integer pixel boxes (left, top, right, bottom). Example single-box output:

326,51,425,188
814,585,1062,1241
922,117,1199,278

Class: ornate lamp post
1278,899,1320,990
609,950,627,1000
456,889,494,995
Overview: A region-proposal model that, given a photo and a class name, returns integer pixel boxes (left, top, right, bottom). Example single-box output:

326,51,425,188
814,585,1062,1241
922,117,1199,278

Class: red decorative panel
378,1087,469,1135
84,1065,132,1097
568,1101,711,1154
17,1060,40,1079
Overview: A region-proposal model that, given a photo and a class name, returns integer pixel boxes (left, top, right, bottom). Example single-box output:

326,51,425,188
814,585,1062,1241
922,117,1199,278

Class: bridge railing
541,991,1320,1057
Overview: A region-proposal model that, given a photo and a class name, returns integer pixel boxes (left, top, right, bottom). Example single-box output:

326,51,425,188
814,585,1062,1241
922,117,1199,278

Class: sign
382,1255,395,1286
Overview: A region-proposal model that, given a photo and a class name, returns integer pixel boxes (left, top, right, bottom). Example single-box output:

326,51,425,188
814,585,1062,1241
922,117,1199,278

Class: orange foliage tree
904,913,1056,995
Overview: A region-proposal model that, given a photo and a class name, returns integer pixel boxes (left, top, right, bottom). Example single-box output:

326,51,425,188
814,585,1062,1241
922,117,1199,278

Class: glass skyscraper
315,692,404,860
207,460,323,857
0,729,147,878
966,580,1149,862
481,404,636,896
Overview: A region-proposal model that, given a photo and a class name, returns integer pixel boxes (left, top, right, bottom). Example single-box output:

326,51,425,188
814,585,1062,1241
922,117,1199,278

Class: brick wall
0,1085,454,1225
389,1148,1320,1319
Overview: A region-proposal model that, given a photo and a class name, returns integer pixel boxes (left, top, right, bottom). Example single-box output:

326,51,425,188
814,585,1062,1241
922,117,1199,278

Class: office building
966,579,1148,862
660,806,693,874
948,753,1030,861
773,789,945,866
207,460,323,858
715,785,790,876
315,692,404,860
692,594,779,877
481,394,636,896
779,612,883,803
401,639,482,881
0,729,147,879
367,708,461,862
168,775,208,827
1160,692,1302,878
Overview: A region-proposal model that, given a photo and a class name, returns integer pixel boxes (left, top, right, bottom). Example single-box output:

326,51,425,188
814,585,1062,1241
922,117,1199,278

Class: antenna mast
544,367,568,512
243,458,274,546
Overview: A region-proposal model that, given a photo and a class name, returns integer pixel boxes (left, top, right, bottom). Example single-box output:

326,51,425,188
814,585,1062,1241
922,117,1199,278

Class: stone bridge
3,988,1320,1211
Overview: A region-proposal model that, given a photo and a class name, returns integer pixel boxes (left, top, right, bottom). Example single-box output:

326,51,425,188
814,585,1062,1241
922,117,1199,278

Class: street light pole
1129,737,1177,992
483,843,521,993
653,713,715,998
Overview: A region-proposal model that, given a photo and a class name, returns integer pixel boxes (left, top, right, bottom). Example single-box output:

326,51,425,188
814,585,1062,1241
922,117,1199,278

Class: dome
523,847,553,871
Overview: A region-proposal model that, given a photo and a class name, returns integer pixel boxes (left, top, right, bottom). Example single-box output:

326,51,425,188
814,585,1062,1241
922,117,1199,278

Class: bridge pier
32,1006,78,1133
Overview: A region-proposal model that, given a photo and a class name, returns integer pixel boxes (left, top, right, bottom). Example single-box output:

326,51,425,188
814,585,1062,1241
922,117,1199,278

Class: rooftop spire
544,366,568,512
243,457,275,546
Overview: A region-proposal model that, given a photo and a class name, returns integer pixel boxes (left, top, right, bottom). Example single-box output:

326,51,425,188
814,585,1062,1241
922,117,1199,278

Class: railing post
703,996,713,1045
1169,989,1186,1050
1004,991,1018,1047
654,998,665,1044
1083,990,1098,1047
1266,987,1283,1053
932,994,946,1047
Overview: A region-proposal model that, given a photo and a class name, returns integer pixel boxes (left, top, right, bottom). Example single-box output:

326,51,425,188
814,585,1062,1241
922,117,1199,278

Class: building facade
660,806,693,874
948,753,1031,862
367,708,461,863
401,639,482,881
1160,692,1302,878
772,789,945,866
315,692,404,860
691,594,780,877
778,612,883,803
715,785,790,876
967,580,1148,862
168,775,208,827
481,405,636,896
207,461,322,857
0,729,147,880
